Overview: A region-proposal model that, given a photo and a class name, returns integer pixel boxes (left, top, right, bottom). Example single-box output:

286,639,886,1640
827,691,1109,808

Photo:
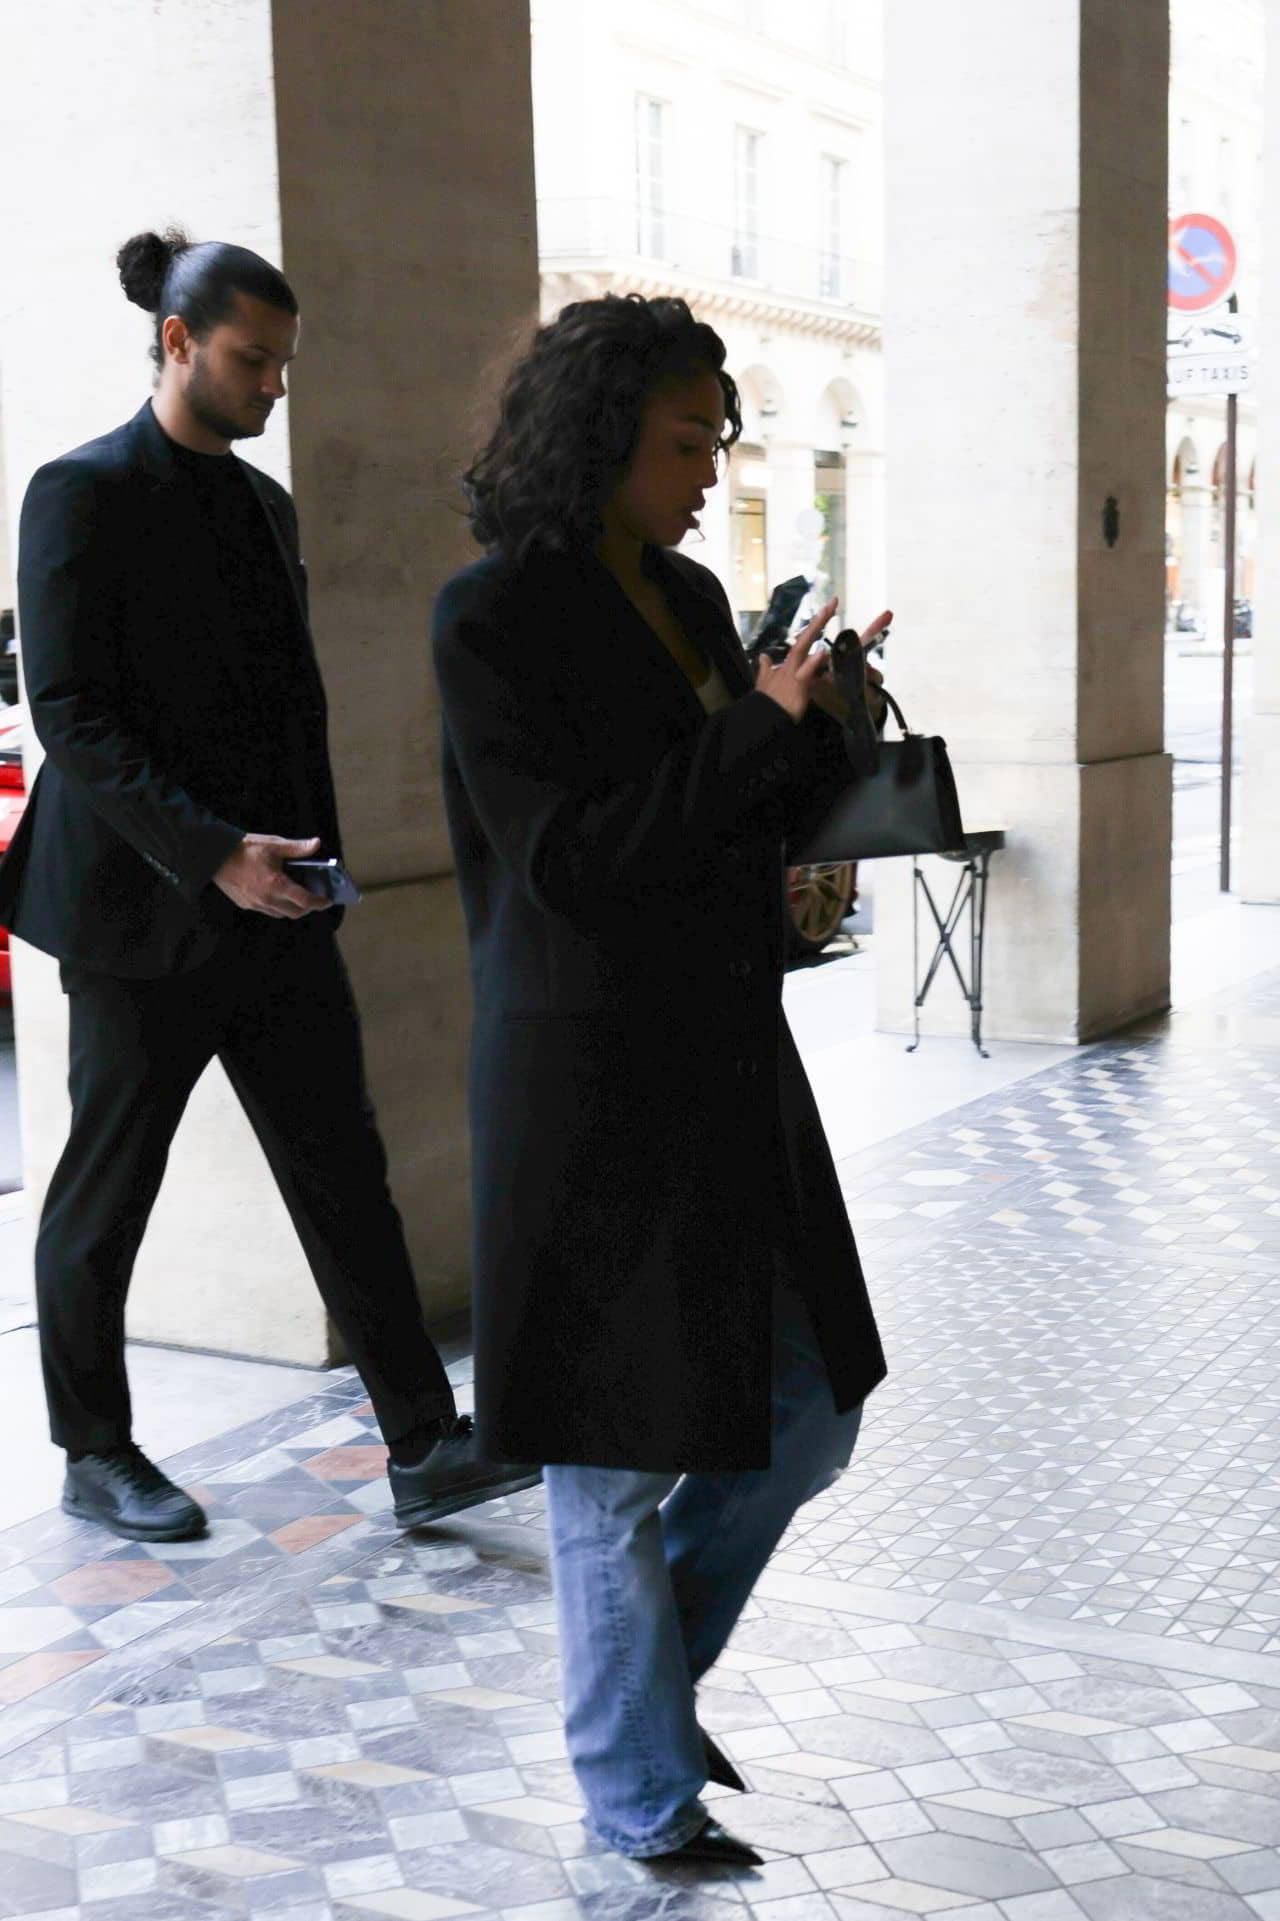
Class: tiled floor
2,970,1280,1918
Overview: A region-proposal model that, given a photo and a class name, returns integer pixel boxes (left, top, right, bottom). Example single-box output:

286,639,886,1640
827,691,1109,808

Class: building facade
530,0,885,634
530,0,1262,654
1165,0,1262,639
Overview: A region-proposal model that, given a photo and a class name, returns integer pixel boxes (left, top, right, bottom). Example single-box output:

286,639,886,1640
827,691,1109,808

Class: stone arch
814,375,864,451
1171,435,1199,491
734,362,787,443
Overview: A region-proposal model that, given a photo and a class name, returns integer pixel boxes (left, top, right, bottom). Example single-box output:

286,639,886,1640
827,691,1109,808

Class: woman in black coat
432,294,887,1866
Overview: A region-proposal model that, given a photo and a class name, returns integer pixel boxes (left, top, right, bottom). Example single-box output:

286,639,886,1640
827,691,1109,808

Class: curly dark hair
464,294,742,558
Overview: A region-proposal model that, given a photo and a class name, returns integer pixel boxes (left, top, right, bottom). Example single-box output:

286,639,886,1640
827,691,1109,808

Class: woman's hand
754,597,840,722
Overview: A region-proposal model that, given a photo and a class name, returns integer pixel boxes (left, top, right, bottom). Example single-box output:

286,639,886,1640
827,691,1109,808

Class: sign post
1221,358,1238,892
1168,214,1244,891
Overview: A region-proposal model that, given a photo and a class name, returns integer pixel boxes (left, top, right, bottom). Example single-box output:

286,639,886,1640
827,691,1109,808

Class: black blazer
433,542,886,1472
0,401,341,976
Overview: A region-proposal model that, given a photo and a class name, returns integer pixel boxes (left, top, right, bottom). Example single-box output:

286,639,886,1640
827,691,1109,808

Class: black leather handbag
796,687,967,863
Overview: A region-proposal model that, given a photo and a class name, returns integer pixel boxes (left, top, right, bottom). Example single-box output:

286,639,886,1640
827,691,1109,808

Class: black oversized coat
0,401,341,977
432,543,886,1472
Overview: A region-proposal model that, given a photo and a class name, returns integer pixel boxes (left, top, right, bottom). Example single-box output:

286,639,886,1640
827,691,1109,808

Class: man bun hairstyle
116,228,186,314
116,227,299,372
464,293,742,560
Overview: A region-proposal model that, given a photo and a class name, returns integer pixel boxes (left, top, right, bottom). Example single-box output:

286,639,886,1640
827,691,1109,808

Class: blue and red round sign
1168,213,1237,313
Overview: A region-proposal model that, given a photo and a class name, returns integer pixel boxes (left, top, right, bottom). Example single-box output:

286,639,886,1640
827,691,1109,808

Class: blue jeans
543,1285,864,1858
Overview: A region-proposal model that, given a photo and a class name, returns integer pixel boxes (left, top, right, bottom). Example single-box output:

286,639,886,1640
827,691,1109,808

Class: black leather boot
63,1445,207,1542
389,1416,542,1528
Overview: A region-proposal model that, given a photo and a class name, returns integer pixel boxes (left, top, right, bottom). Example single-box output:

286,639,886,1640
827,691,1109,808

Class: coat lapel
239,464,311,637
573,551,710,732
570,544,756,735
649,546,755,697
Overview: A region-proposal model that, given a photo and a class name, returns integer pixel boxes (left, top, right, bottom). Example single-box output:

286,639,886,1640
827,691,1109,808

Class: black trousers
36,918,456,1455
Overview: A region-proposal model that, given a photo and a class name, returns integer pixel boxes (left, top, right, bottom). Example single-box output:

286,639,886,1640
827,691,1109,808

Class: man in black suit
0,229,538,1542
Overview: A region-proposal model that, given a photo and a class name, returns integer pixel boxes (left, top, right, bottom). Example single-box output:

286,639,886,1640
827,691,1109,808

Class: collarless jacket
0,400,341,977
432,543,887,1473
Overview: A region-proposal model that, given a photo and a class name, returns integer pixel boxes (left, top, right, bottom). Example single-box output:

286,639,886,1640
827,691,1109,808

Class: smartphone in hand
828,629,879,775
283,857,362,907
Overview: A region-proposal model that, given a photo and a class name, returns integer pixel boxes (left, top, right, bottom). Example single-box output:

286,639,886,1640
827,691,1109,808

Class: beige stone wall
0,0,537,1364
876,0,1170,1045
271,0,539,886
269,0,538,1333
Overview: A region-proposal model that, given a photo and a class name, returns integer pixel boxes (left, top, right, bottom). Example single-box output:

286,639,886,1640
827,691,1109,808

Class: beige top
695,661,734,715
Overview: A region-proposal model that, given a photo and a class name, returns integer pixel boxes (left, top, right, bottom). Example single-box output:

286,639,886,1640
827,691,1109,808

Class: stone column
0,0,537,1363
875,0,1171,1044
1179,480,1211,626
1239,52,1278,909
845,446,886,623
764,442,819,592
1237,0,1278,899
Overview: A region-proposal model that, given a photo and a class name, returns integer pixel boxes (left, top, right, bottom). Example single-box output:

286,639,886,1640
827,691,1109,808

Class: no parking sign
1168,213,1237,313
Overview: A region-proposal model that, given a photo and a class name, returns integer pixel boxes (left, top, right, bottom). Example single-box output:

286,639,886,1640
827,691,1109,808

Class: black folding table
908,828,1005,1058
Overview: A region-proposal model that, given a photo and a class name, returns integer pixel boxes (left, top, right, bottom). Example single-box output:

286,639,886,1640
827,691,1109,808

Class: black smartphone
827,628,879,774
283,857,362,907
747,574,812,663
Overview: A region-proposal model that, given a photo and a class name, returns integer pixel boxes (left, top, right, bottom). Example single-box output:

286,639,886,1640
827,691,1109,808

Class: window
635,95,667,257
819,155,846,298
733,126,761,278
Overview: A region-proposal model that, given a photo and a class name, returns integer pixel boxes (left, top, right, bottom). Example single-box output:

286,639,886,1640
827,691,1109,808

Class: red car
0,705,28,998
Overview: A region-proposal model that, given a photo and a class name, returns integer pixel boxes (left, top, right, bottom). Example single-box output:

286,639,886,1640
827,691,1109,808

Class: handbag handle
878,684,914,738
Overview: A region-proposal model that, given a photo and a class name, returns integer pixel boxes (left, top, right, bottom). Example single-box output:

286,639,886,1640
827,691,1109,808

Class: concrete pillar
0,0,537,1363
846,446,886,623
765,442,819,590
1179,481,1210,624
875,0,1170,1045
1240,0,1280,898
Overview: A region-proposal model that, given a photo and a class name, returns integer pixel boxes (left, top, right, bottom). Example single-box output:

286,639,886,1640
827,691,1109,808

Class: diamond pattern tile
1,970,1280,1914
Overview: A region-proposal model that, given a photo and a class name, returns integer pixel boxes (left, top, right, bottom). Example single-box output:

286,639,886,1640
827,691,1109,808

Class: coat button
735,1057,759,1079
729,958,753,980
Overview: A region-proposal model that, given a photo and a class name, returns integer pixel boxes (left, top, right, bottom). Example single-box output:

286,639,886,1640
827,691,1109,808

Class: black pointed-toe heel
701,1727,748,1793
649,1819,762,1868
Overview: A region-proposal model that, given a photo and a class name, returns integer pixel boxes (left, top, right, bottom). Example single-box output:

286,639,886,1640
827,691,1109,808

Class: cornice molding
720,68,789,105
541,264,882,349
806,99,873,133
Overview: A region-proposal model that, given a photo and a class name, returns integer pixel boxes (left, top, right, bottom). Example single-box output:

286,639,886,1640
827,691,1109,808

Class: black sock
388,1418,451,1467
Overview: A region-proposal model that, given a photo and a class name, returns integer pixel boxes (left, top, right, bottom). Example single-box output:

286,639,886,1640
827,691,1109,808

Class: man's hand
213,834,333,919
754,597,840,722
